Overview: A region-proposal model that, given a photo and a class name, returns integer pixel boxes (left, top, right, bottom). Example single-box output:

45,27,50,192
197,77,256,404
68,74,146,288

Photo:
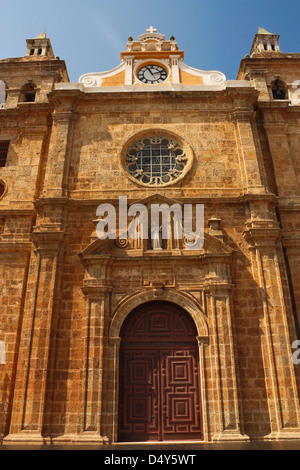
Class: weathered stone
0,27,300,445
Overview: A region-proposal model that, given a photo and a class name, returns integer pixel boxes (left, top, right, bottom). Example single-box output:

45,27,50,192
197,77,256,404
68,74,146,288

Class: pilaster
231,103,267,194
262,118,300,197
42,98,79,199
244,216,300,440
4,229,64,444
74,285,111,444
204,263,249,442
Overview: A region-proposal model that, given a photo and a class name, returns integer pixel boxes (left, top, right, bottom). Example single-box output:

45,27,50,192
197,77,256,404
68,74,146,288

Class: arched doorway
118,301,203,442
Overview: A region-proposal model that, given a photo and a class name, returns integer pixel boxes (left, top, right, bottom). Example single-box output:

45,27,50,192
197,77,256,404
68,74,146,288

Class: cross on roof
146,26,157,34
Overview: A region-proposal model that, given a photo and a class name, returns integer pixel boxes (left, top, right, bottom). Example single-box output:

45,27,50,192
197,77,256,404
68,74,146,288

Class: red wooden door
118,301,203,442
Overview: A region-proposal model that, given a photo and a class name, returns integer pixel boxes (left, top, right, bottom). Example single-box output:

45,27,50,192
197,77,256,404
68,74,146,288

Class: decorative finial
170,35,175,41
128,36,133,42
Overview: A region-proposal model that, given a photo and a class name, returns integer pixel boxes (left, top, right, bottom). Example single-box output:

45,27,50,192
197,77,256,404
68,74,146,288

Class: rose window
125,136,188,186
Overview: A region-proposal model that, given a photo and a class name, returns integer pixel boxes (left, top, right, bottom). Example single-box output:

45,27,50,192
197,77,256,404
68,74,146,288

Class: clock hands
146,66,160,79
138,65,167,83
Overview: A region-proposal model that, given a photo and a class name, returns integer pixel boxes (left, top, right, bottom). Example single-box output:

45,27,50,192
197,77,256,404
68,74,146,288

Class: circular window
125,135,189,186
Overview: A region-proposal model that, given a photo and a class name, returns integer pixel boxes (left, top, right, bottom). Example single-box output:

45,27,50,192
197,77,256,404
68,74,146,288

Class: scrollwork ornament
210,73,224,84
115,237,130,248
81,76,98,87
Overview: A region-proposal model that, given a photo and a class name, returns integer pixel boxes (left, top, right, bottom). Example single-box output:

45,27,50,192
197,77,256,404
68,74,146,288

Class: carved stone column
75,249,112,444
197,336,209,442
110,337,122,444
77,285,111,444
205,261,249,441
4,230,63,443
42,96,79,199
231,101,267,194
248,69,270,100
282,237,300,327
263,119,299,197
244,217,300,440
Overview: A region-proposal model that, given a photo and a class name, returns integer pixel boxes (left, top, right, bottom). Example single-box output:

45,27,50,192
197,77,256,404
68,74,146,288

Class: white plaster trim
138,32,165,42
179,62,226,85
55,83,85,91
55,83,229,93
225,80,252,87
79,62,126,88
55,82,251,93
77,61,227,90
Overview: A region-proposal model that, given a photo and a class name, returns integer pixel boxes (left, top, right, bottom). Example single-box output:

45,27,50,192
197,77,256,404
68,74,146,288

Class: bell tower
250,27,281,56
25,32,55,58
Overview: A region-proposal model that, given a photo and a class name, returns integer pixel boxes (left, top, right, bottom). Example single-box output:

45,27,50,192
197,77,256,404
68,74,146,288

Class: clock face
137,64,168,84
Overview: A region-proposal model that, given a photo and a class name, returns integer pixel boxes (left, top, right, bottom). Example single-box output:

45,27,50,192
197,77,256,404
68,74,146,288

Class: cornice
66,192,278,207
120,50,185,60
0,207,36,216
243,226,282,247
81,285,113,299
0,241,32,253
31,229,65,252
0,102,51,118
34,197,69,210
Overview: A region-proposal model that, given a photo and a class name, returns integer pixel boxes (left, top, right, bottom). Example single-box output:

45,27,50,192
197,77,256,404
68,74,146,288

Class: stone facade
0,28,300,444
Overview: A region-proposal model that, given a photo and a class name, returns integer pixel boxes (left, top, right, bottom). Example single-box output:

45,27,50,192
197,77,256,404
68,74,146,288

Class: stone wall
0,41,300,444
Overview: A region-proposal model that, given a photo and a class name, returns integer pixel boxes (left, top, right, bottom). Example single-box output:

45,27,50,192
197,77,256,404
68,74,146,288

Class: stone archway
107,289,208,443
110,289,209,340
118,300,204,442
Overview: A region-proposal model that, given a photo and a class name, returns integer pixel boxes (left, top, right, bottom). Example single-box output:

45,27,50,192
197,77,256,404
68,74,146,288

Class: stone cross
146,26,157,34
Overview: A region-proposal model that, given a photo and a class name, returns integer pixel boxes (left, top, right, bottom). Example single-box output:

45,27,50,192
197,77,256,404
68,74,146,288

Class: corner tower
238,27,300,102
250,27,281,55
25,32,55,58
0,32,69,107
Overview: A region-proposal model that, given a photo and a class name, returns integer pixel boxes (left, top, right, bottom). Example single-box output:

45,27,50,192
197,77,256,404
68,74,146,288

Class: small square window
0,141,9,167
24,92,36,103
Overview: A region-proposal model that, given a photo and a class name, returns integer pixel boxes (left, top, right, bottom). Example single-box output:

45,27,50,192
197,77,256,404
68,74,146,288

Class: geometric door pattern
119,301,203,442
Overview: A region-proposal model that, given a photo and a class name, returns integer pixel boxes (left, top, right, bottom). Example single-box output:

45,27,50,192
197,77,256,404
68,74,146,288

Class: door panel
161,349,203,440
118,301,203,442
119,350,160,441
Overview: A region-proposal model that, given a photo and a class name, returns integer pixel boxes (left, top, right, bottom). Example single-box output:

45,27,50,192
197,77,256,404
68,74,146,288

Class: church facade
0,27,300,444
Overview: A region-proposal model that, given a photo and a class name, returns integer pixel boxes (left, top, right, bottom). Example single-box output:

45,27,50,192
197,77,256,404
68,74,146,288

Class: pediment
78,238,114,259
201,232,233,255
78,231,234,260
131,193,182,207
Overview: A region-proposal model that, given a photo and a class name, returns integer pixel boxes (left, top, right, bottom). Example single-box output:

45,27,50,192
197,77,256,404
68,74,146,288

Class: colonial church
0,26,300,444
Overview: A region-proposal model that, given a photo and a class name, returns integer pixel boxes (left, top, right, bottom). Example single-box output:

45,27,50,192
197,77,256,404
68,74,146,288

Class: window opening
126,135,187,186
0,142,9,167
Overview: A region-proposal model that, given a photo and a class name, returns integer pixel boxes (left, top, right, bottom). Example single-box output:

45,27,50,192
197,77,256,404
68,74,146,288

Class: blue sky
1,0,300,82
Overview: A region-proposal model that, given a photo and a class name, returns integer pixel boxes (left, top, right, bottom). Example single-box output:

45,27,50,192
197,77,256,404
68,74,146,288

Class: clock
137,64,168,84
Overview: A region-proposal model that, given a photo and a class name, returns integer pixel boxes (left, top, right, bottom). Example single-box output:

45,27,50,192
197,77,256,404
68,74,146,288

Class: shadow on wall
0,374,10,442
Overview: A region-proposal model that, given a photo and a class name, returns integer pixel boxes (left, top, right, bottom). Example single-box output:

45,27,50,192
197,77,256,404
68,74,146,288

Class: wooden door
118,301,203,442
